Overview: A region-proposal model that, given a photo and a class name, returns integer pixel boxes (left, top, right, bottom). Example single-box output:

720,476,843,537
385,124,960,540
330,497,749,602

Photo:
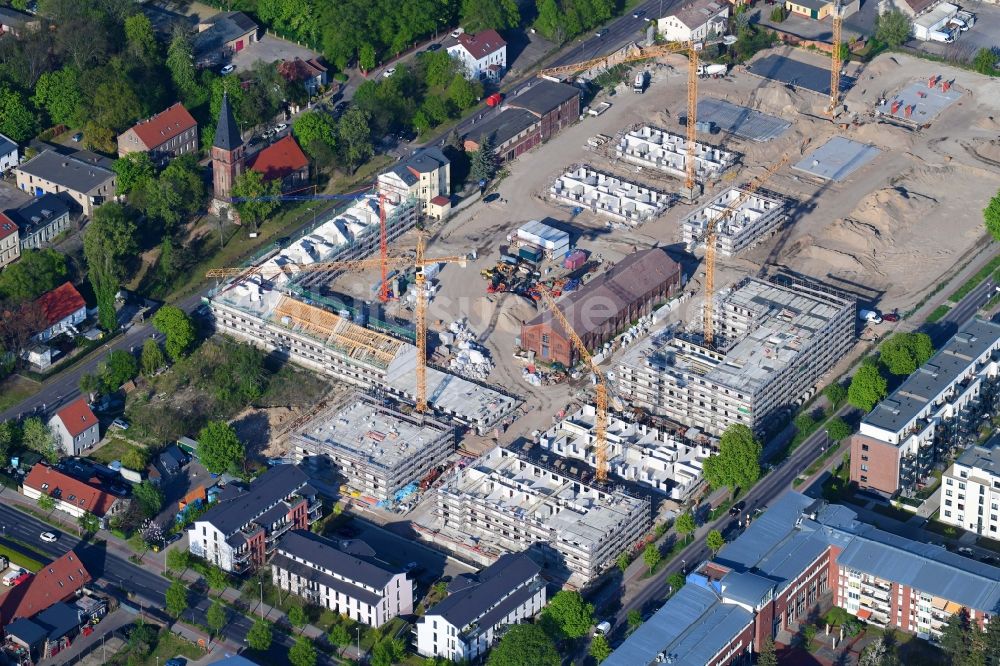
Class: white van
3,569,25,586
859,309,883,324
595,621,612,636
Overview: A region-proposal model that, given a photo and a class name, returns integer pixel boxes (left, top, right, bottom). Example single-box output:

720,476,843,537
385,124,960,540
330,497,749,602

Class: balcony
267,521,293,543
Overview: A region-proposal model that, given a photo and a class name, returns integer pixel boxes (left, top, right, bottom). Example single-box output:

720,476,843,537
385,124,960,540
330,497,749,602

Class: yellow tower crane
535,283,610,483
828,0,844,115
207,232,468,412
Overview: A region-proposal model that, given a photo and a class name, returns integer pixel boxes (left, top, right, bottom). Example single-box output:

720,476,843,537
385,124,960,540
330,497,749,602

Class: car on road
40,531,58,543
882,312,900,322
220,64,236,75
633,10,645,18
427,43,442,51
165,532,183,546
729,501,746,516
71,132,83,142
595,30,606,37
383,67,397,78
274,123,288,132
957,546,975,557
980,555,998,565
595,621,612,636
111,418,130,430
451,29,464,38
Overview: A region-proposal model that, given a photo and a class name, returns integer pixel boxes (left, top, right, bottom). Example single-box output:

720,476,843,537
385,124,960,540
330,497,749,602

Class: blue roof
603,583,752,666
720,571,775,608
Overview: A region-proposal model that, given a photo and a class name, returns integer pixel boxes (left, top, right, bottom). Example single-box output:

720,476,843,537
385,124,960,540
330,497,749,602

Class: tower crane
828,0,844,115
538,39,708,196
207,232,468,412
535,284,610,483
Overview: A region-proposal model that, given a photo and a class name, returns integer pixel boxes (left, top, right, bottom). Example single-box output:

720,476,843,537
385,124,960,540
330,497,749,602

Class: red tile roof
278,57,327,82
0,550,92,623
430,195,450,206
456,29,506,60
0,213,17,241
52,396,98,437
248,134,309,182
35,282,85,328
129,103,197,150
24,464,116,517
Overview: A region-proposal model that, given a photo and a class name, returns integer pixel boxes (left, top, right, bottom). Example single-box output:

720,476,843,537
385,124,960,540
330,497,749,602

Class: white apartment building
940,438,1000,538
416,554,546,661
550,165,672,226
0,133,17,172
537,405,715,499
271,530,413,628
682,187,787,257
615,126,737,183
376,148,451,219
447,29,506,81
657,0,730,41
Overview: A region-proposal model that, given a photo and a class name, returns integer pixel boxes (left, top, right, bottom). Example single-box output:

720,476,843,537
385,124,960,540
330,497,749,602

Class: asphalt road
923,276,998,347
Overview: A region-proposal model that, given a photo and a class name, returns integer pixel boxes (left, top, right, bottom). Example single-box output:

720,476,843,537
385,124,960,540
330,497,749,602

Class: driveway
0,179,31,212
231,34,320,71
909,1,1000,59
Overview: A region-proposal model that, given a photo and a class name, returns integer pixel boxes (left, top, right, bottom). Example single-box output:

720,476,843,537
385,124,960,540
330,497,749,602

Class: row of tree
849,332,935,412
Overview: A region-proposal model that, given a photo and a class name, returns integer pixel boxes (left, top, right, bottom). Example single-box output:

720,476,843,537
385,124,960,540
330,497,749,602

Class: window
945,510,952,517
861,464,869,472
861,475,868,483
862,444,870,451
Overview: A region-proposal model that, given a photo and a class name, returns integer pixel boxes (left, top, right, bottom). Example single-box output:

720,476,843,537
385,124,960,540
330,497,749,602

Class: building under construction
616,277,855,435
615,125,738,183
434,446,651,586
681,187,787,257
290,393,454,503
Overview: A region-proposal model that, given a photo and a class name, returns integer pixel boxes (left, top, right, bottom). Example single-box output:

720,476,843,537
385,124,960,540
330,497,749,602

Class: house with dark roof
278,58,329,96
271,530,413,627
193,11,259,63
5,602,83,662
46,397,99,457
33,282,86,343
520,248,682,367
156,444,189,477
415,553,546,661
188,464,320,573
0,551,92,630
0,212,19,269
23,464,127,525
3,192,73,251
503,80,581,142
247,134,309,193
117,102,198,162
14,149,116,216
0,132,18,172
376,147,451,219
447,29,507,81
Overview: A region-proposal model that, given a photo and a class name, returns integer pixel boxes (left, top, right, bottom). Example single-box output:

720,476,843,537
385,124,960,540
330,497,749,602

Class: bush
770,6,786,21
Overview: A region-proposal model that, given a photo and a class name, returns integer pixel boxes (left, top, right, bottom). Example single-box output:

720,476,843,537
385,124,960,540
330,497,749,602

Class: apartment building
447,29,506,81
14,150,116,217
0,213,19,269
682,188,787,257
415,554,546,661
851,318,1000,496
22,464,128,528
290,393,455,503
3,193,72,250
377,148,451,219
271,530,412,628
188,465,320,574
617,277,855,436
605,492,1000,665
117,102,198,162
939,437,1000,537
435,447,650,586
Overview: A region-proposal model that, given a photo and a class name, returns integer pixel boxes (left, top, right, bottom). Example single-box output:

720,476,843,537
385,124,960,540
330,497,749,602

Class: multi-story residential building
33,282,87,343
15,150,116,217
447,30,506,81
682,188,787,257
270,530,413,628
3,193,72,250
290,393,454,503
617,277,855,436
537,405,715,498
939,437,1000,537
434,447,650,586
47,397,99,457
117,102,198,162
377,148,451,219
657,0,730,41
850,318,1000,496
605,492,1000,665
415,554,546,661
0,213,19,269
188,465,321,574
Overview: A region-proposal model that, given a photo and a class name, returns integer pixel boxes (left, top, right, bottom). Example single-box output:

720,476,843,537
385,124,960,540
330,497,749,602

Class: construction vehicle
208,232,467,412
698,63,728,78
633,71,647,93
536,284,609,483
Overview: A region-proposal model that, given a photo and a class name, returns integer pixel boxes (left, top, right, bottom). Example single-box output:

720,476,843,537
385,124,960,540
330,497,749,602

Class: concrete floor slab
792,136,881,181
874,79,962,125
748,54,856,96
697,98,791,142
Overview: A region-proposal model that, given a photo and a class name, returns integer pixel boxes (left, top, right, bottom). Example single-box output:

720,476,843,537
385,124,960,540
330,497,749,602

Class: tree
33,67,84,127
197,421,246,475
293,111,337,155
166,31,199,101
287,605,307,627
99,349,138,392
0,85,36,143
207,600,227,636
144,155,206,232
824,382,848,409
231,169,282,231
487,624,560,666
37,493,56,512
758,636,778,666
675,511,696,539
166,548,190,572
984,613,1000,666
151,305,196,361
165,579,188,617
113,153,156,196
470,135,499,184
461,0,520,31
825,417,852,442
371,638,406,666
22,417,58,464
880,332,934,376
289,635,317,666
128,618,156,655
133,481,164,518
141,338,165,377
540,590,594,640
83,203,137,331
339,107,374,173
702,424,762,493
589,633,612,663
627,608,643,631
874,10,910,47
139,520,163,547
447,73,480,111
359,43,377,72
247,618,273,651
707,529,725,554
794,412,816,434
941,608,974,664
0,249,67,303
848,363,888,412
121,446,148,472
617,551,631,573
973,48,997,76
328,623,351,655
0,422,14,469
667,571,686,595
987,190,1000,242
642,542,662,574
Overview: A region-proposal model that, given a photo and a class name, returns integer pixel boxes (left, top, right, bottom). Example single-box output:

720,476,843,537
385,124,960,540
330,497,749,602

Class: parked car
111,418,130,430
274,123,288,132
220,64,236,75
595,621,612,636
957,547,975,556
427,43,442,51
71,132,83,142
383,67,397,78
450,28,464,38
882,312,899,322
165,533,183,546
729,500,746,517
40,532,58,543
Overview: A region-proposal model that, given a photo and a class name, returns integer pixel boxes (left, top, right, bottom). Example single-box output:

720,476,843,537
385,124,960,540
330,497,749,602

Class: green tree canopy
166,31,200,102
141,338,166,377
643,542,662,573
461,0,520,31
99,349,138,392
121,446,148,472
985,190,1000,242
590,633,612,663
22,417,58,464
823,382,848,409
702,423,762,492
667,571,686,594
825,417,852,442
166,548,190,572
83,203,137,331
114,153,156,196
328,623,351,654
470,134,498,183
231,169,282,231
0,249,68,303
37,493,56,512
707,529,725,554
287,605,307,627
540,590,595,640
0,85,36,143
151,305,196,361
78,511,100,534
124,13,158,64
247,618,273,651
848,363,888,412
758,636,778,666
617,551,631,573
972,48,997,76
447,73,480,111
371,637,406,666
879,332,934,376
486,624,560,666
675,511,696,538
289,635,318,666
197,421,246,475
133,481,164,518
874,10,911,47
33,67,84,127
627,608,643,630
293,111,337,156
207,599,227,636
165,579,189,618
339,107,374,173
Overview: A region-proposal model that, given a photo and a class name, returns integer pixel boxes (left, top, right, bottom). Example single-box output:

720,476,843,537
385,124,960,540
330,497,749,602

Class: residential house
15,149,116,217
117,102,198,162
0,550,92,628
0,6,40,37
657,0,730,41
377,147,451,219
247,134,310,193
447,29,507,81
892,0,943,17
3,193,73,250
278,58,329,96
415,554,546,661
0,214,19,269
33,282,87,343
271,530,413,628
156,444,189,477
5,603,83,664
188,464,321,573
939,437,1000,538
785,0,859,19
47,397,100,457
22,465,127,527
193,11,259,63
0,133,18,172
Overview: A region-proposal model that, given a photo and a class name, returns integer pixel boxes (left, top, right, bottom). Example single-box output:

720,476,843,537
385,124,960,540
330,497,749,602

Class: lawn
947,254,1000,303
926,304,951,322
146,630,205,665
0,375,40,412
89,436,147,465
0,543,43,572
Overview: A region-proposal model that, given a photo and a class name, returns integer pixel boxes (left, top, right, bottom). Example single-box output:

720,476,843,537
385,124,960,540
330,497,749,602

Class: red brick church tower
212,92,244,201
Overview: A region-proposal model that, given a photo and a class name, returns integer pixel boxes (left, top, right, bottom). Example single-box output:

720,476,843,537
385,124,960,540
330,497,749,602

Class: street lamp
356,626,361,663
259,580,264,620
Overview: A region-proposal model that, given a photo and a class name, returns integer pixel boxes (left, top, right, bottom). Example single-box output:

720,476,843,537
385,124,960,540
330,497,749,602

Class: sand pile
852,186,938,230
972,138,1000,164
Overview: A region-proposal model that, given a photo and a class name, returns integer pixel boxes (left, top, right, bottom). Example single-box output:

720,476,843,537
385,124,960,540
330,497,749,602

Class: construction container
564,249,587,270
516,220,570,256
695,120,715,133
519,246,543,263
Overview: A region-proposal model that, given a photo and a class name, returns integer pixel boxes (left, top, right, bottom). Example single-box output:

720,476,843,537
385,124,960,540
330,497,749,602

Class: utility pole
259,580,264,620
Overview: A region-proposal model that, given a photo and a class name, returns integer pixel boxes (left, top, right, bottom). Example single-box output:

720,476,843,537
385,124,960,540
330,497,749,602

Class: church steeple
214,92,242,152
212,92,244,200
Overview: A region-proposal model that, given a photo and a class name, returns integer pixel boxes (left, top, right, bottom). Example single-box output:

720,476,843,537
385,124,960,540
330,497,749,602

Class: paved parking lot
0,179,31,212
910,1,1000,59
231,34,320,71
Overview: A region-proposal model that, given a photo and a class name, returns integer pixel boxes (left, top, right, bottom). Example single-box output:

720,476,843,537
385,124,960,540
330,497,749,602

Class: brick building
247,134,309,193
117,102,198,162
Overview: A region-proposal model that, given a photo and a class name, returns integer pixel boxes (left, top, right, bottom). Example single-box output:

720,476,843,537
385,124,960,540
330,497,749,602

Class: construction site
681,187,787,256
549,165,673,227
615,125,739,181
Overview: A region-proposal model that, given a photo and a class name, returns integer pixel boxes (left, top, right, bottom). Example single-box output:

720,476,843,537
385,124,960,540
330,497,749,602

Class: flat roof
463,108,538,148
16,150,114,193
875,79,961,125
792,136,881,181
697,98,790,142
914,2,958,27
864,318,1000,436
748,54,856,96
954,437,1000,477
